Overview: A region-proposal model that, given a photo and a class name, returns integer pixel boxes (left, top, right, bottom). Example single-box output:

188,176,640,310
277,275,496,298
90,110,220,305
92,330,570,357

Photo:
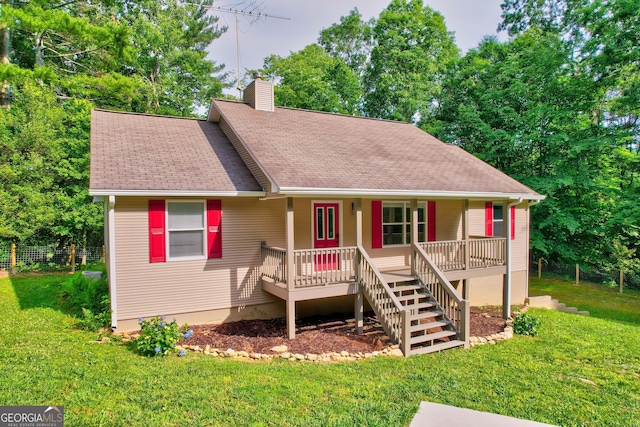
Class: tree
362,0,458,122
318,8,373,77
263,44,362,115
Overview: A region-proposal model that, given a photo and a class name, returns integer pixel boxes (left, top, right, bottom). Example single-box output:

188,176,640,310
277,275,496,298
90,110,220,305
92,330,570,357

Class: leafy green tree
318,8,373,77
363,0,458,122
0,79,101,245
263,44,362,115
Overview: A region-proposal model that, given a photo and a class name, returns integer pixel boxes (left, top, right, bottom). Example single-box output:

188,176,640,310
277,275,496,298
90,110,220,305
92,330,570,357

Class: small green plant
136,316,192,357
60,269,111,331
513,313,541,336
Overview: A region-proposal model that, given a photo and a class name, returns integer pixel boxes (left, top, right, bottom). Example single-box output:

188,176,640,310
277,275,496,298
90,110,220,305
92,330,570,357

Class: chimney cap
253,71,263,80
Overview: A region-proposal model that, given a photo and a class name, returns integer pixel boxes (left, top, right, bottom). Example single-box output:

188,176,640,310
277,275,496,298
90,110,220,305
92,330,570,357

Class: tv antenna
198,1,290,96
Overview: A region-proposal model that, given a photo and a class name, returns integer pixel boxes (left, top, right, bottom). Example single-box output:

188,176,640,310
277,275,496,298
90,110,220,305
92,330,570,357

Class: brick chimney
243,72,274,112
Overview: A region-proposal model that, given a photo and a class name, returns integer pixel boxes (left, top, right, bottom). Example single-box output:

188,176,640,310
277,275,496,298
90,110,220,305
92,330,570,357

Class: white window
492,203,504,237
167,201,206,259
382,202,426,246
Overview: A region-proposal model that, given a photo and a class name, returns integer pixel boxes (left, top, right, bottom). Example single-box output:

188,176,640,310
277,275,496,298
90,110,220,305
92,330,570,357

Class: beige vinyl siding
436,200,463,241
114,197,285,321
362,199,411,269
512,206,528,271
218,117,271,192
468,200,487,236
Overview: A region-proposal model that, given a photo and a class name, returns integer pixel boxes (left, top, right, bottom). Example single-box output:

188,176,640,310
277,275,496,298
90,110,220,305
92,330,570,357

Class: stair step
396,293,428,302
411,310,444,321
410,340,466,355
561,306,578,313
410,330,457,345
410,320,449,333
391,284,422,292
403,301,436,312
577,310,590,316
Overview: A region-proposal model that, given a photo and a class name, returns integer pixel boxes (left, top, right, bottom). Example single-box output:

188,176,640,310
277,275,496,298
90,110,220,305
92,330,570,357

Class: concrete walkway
410,402,557,427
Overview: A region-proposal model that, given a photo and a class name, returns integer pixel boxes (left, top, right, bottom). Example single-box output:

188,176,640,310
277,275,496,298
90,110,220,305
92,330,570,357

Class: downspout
504,197,523,319
107,195,117,329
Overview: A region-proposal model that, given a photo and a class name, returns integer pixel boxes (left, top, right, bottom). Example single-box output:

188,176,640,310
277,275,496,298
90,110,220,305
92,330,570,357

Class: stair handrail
356,245,409,353
412,243,470,347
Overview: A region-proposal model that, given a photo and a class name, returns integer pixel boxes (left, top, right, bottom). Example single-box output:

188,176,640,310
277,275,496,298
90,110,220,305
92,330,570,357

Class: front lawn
1,274,639,426
529,275,640,325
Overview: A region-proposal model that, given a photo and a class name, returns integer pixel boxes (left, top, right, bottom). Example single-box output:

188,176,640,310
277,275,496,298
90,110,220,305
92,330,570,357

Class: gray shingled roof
211,100,541,198
90,110,263,194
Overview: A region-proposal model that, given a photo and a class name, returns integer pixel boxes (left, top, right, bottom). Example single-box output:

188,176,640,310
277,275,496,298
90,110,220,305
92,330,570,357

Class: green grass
529,274,640,325
1,274,639,426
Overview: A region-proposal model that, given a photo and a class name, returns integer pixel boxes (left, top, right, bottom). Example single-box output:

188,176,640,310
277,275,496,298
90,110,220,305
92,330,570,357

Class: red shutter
485,202,493,236
149,200,166,263
207,200,222,258
510,206,516,240
371,200,382,249
427,201,436,241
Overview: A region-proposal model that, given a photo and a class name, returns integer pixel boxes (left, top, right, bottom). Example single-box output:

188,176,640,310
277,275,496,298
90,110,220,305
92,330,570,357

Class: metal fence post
11,244,16,274
70,244,76,274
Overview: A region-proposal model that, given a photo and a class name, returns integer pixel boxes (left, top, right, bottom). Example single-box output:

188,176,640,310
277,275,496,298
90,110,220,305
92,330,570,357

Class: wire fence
0,245,105,274
531,257,640,290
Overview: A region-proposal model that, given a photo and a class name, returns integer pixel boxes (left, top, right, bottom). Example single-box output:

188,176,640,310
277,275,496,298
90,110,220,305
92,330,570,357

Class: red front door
313,203,340,271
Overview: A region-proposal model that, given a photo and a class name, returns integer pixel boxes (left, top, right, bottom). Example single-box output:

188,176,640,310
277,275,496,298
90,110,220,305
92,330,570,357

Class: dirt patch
179,307,507,354
469,306,507,337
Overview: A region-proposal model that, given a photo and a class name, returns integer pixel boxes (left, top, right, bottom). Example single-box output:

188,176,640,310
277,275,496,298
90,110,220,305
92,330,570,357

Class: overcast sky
207,0,508,93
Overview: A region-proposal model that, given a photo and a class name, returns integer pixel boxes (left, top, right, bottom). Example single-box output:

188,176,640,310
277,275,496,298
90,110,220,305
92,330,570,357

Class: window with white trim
382,202,426,246
492,203,504,237
167,201,206,259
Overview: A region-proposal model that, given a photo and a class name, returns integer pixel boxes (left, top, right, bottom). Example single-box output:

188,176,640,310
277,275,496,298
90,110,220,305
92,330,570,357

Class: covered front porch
257,197,517,355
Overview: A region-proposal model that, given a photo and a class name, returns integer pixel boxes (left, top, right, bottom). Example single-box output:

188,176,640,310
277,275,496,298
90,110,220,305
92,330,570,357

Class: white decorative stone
270,345,288,353
281,352,291,359
389,348,404,357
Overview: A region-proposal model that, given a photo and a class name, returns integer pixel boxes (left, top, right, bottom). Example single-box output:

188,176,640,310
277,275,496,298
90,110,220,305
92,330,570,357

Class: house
90,75,544,356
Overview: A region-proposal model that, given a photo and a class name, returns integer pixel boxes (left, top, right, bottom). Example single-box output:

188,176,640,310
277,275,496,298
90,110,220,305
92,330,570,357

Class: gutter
278,187,545,201
89,190,266,198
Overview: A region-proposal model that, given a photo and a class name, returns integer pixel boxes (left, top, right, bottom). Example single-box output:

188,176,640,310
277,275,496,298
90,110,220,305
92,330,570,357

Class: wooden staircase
388,276,466,355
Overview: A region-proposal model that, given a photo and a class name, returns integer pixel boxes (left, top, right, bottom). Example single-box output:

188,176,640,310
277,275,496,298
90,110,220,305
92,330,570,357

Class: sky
207,0,508,93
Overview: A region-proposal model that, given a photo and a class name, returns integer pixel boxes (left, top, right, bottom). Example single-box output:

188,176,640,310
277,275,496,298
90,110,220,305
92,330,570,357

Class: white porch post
410,199,418,275
503,200,511,319
354,198,363,334
285,197,296,338
462,199,470,299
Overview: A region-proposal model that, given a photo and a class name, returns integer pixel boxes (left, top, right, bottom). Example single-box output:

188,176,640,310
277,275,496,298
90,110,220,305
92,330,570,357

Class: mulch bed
179,306,507,355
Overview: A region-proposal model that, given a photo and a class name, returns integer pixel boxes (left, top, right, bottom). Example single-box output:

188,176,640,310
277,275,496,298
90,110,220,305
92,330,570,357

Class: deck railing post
401,309,411,357
286,198,295,290
460,299,470,349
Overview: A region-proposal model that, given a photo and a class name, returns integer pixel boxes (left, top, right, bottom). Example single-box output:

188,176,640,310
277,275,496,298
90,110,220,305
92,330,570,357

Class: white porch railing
412,243,469,345
293,247,358,287
261,244,287,283
468,237,506,268
419,237,506,271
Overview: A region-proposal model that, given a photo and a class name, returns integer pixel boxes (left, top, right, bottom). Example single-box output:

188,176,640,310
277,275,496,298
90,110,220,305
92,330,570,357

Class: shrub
513,313,541,336
136,316,191,357
60,270,110,331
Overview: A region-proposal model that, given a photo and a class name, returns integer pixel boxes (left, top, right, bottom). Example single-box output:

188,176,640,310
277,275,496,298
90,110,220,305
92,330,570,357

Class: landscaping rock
270,345,288,353
389,348,404,357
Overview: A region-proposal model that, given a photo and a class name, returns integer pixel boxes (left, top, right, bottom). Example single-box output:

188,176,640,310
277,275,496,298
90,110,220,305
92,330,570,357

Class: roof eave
276,187,545,201
89,189,266,197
